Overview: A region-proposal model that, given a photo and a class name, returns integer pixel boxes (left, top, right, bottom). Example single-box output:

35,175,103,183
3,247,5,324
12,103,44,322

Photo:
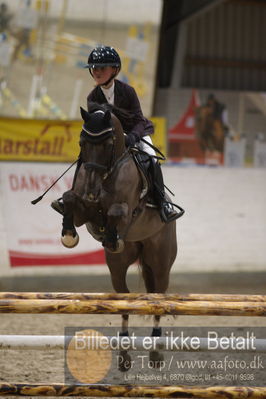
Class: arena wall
0,165,265,277
0,182,9,276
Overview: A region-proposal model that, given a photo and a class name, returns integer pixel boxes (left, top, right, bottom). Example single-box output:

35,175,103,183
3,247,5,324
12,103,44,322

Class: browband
82,125,113,137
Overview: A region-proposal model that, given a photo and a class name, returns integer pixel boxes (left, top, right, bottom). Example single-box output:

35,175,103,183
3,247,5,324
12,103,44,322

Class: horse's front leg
102,202,129,253
60,190,80,248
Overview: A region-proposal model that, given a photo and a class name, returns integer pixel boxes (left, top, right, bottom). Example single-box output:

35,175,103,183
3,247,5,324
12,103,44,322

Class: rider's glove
125,133,139,147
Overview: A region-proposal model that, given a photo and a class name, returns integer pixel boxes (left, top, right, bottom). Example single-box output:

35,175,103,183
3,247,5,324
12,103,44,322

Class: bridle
80,112,129,181
30,109,126,206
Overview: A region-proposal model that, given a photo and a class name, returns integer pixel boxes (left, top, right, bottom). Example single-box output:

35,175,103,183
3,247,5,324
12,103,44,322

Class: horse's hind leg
141,264,164,337
141,224,177,366
105,242,140,372
117,314,131,372
105,241,140,333
141,257,171,337
106,249,129,337
140,259,169,366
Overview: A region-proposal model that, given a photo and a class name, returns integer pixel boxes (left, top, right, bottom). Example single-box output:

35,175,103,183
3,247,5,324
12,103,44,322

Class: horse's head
79,104,125,202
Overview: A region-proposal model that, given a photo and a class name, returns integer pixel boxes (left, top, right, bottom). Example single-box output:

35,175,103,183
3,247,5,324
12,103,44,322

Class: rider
52,45,180,223
206,93,229,134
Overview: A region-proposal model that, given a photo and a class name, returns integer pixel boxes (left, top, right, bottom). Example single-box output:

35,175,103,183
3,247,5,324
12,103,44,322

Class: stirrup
51,198,64,215
160,202,185,223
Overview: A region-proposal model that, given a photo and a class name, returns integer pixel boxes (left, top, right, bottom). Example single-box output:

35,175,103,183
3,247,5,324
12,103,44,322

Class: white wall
168,166,266,273
0,173,10,276
0,165,265,276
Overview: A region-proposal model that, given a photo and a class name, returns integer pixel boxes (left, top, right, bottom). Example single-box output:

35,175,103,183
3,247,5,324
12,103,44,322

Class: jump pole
0,383,265,398
0,298,266,316
0,292,266,302
0,293,265,398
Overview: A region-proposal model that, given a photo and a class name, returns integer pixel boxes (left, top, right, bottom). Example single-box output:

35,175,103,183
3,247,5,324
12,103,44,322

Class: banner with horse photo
0,116,166,162
0,162,106,267
0,117,81,162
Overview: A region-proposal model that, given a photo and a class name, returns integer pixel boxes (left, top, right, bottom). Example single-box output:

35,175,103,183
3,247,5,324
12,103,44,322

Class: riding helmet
85,46,121,71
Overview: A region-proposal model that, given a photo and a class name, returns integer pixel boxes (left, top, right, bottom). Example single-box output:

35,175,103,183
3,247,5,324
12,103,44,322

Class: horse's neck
112,116,126,161
199,106,213,128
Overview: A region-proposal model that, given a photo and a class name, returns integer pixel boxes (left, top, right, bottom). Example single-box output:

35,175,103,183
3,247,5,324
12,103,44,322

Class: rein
140,137,166,161
103,149,130,180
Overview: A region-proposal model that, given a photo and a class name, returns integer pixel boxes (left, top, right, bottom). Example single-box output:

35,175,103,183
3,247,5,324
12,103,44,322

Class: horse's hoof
149,350,164,367
61,231,79,248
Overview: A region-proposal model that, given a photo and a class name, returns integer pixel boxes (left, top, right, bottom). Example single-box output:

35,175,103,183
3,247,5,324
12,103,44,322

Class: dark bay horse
195,104,225,157
61,104,178,368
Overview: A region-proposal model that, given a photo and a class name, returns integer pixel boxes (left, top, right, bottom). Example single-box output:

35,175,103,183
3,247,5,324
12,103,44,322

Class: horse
195,104,226,162
60,103,178,369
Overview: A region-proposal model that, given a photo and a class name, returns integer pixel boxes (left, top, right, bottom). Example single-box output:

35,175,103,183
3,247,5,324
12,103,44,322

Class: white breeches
137,135,156,156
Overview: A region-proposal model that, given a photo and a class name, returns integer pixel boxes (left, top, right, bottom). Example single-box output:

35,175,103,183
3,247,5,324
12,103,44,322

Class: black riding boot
150,161,183,223
51,157,82,215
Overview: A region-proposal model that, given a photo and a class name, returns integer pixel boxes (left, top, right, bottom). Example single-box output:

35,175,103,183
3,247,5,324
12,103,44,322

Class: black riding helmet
85,46,121,84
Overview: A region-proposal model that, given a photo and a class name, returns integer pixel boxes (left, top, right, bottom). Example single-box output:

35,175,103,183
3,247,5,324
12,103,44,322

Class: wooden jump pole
0,383,266,398
0,298,266,316
0,292,265,302
0,293,265,399
0,356,265,398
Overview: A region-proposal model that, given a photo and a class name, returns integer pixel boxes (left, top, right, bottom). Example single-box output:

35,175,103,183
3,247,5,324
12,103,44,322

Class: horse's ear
80,107,90,122
103,110,111,124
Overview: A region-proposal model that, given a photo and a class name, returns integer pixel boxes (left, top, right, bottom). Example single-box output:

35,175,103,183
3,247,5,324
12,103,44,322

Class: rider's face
91,66,116,86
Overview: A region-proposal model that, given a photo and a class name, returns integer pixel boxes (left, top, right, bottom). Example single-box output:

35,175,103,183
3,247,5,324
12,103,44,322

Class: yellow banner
151,117,167,159
0,116,167,162
0,117,81,162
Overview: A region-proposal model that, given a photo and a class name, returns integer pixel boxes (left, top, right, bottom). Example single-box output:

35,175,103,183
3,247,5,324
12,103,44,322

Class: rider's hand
125,133,139,147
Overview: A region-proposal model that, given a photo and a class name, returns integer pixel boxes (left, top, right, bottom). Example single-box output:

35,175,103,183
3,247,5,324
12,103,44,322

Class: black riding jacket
87,79,154,141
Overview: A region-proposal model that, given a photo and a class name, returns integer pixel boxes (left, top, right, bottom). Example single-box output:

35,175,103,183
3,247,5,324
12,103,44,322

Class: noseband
84,162,108,173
